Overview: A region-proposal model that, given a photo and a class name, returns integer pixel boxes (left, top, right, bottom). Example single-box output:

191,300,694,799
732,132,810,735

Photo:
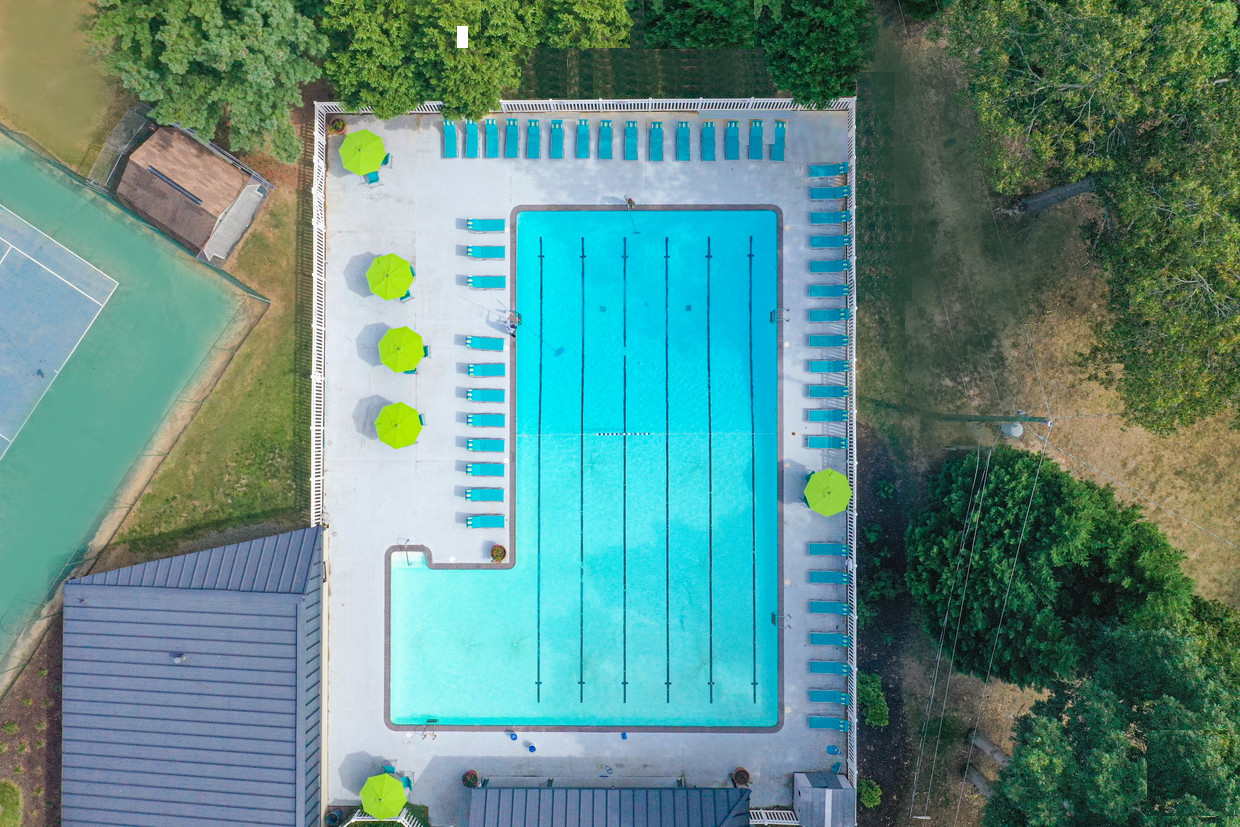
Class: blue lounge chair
485,118,499,158
771,120,786,161
809,542,849,556
467,363,505,377
808,385,850,399
809,633,851,647
810,661,851,675
599,120,613,159
676,121,689,161
364,170,380,185
811,211,850,225
809,334,848,347
467,275,506,289
649,121,663,162
576,119,590,159
624,121,638,160
467,246,505,259
809,360,850,373
811,235,852,248
724,121,739,160
810,570,851,585
748,119,763,160
810,162,848,177
467,413,505,427
505,118,519,158
444,121,458,158
466,336,505,351
810,600,851,615
809,690,850,706
527,119,541,159
811,186,851,200
468,218,505,232
701,121,716,161
467,438,505,452
550,120,564,159
466,463,504,477
465,120,479,158
809,308,851,322
810,260,851,274
467,514,505,528
807,436,849,450
466,488,504,502
467,388,505,403
810,285,850,298
808,410,849,423
808,717,851,732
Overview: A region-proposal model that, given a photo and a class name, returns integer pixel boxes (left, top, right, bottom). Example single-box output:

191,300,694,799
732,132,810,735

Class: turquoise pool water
389,208,781,728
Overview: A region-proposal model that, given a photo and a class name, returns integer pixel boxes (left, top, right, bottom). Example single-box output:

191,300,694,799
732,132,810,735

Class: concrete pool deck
318,101,856,822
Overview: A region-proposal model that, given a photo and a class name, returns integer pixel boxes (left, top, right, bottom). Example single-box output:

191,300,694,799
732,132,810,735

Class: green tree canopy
944,0,1237,192
756,0,875,107
324,0,628,119
92,0,325,162
986,626,1240,825
644,0,755,48
906,446,1193,689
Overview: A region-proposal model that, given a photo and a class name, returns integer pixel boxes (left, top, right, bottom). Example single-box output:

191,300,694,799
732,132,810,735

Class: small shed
60,526,324,827
468,787,751,827
792,772,856,827
114,126,268,262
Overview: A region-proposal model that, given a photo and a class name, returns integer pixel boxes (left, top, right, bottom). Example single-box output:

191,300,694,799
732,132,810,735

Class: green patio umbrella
804,468,853,517
339,129,387,176
376,402,423,448
379,327,425,373
360,772,406,820
367,254,414,300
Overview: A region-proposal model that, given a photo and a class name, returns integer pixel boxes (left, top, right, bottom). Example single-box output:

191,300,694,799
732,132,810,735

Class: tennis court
0,203,118,460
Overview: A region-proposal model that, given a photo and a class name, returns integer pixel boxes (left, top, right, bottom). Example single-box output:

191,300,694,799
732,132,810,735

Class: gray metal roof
61,527,323,827
468,788,751,827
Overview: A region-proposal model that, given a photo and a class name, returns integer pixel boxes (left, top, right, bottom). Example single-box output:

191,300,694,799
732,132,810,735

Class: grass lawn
0,0,130,172
0,782,19,827
115,153,309,560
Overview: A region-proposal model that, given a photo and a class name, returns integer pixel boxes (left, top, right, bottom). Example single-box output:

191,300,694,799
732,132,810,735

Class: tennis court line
0,203,119,288
0,242,104,307
0,242,10,267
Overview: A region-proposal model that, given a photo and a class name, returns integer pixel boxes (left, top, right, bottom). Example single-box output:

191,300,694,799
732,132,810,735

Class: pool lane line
579,235,587,704
622,235,629,704
706,235,715,705
749,235,759,704
536,236,545,703
664,235,672,704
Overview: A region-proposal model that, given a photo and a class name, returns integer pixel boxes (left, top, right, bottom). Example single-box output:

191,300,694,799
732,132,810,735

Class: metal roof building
468,787,751,827
60,527,324,827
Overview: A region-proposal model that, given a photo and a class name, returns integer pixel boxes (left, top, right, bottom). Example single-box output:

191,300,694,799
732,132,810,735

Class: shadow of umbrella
357,322,389,366
354,395,390,438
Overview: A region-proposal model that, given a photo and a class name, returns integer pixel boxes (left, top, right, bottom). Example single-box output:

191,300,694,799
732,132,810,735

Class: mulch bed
0,617,62,826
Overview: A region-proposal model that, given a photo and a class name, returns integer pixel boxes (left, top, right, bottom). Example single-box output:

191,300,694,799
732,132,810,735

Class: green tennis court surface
0,131,250,658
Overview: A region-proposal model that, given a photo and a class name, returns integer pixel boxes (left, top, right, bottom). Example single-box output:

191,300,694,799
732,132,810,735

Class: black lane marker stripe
579,235,586,703
706,235,714,704
749,235,759,703
622,235,629,703
664,236,672,703
537,236,544,702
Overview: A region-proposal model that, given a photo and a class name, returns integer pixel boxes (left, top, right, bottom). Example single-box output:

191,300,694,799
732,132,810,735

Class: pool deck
320,103,855,822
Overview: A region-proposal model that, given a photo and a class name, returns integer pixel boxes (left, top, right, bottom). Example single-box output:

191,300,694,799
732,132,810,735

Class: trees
905,446,1193,689
644,0,756,48
756,0,875,107
91,0,324,162
322,0,427,118
857,779,882,809
986,626,1240,825
857,673,889,728
542,0,631,48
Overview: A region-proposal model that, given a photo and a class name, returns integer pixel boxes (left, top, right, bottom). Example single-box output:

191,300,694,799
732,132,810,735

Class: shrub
1,722,16,735
858,779,881,808
858,673,890,728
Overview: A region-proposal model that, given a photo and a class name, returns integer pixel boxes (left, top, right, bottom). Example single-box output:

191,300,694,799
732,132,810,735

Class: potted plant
328,117,347,136
463,769,480,788
731,767,750,788
491,545,507,563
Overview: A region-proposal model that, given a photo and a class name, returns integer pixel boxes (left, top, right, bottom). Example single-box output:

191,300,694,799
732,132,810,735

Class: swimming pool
388,207,782,728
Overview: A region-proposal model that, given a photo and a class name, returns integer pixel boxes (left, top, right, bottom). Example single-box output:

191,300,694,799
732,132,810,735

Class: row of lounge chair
443,118,789,162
